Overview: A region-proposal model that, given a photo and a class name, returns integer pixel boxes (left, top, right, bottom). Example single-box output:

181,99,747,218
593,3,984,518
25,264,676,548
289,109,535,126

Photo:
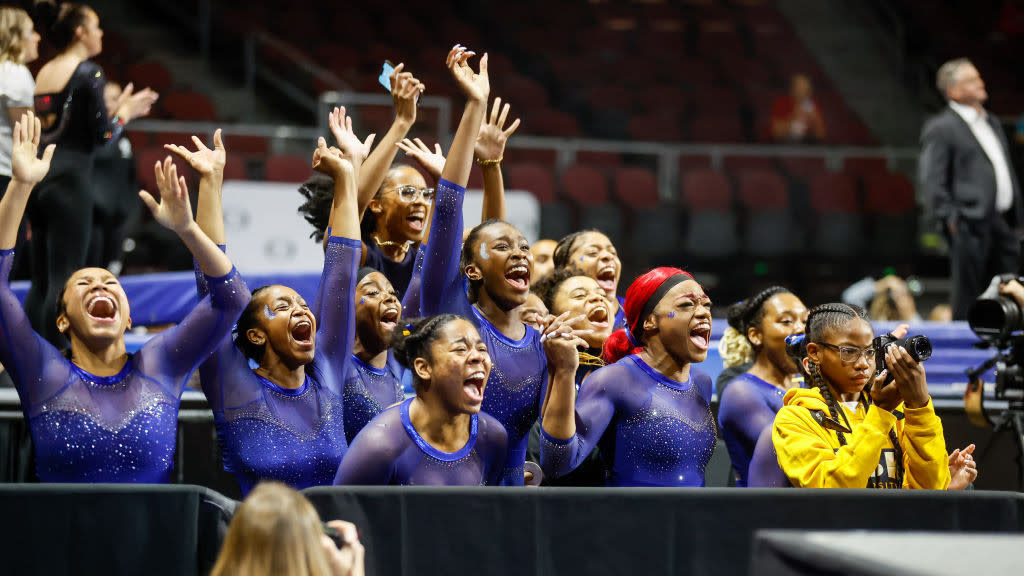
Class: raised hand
869,367,901,412
541,311,593,374
328,106,375,162
164,129,226,179
396,137,445,181
10,111,55,186
475,97,520,162
139,157,195,234
886,344,929,409
312,136,354,179
115,82,159,122
390,63,424,125
446,44,489,103
947,444,978,490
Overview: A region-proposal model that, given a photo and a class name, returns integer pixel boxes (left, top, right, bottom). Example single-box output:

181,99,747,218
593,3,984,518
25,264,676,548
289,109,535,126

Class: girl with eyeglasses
772,303,950,489
169,117,369,494
718,286,807,486
539,267,718,487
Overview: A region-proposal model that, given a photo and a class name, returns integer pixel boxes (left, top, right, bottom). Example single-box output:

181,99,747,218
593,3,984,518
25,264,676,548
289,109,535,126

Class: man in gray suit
920,58,1022,320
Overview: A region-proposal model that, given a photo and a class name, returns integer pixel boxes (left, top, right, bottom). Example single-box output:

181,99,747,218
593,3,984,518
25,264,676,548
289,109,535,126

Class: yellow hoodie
772,387,950,489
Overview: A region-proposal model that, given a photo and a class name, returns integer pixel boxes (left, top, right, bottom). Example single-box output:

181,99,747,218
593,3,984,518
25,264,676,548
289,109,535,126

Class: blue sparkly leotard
747,425,791,488
333,398,507,486
614,295,626,330
539,354,717,487
342,352,405,445
0,249,248,482
196,237,359,495
403,178,548,486
718,372,788,487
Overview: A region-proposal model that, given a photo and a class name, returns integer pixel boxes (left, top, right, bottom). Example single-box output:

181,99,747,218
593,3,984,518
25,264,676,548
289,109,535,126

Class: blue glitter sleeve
539,361,620,479
0,249,70,408
411,178,470,318
719,373,783,487
313,236,361,396
138,267,250,397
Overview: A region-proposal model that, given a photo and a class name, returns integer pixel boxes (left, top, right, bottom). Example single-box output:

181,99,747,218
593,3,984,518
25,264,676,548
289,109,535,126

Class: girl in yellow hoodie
772,303,950,489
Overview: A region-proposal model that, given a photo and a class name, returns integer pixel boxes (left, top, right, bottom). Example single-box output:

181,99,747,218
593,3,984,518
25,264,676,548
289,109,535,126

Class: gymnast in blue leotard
551,230,627,330
539,267,718,487
172,123,368,494
400,45,582,486
334,313,509,485
0,112,247,482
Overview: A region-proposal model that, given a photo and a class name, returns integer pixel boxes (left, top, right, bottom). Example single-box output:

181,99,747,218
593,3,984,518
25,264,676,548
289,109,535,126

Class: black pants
23,148,94,347
949,212,1021,320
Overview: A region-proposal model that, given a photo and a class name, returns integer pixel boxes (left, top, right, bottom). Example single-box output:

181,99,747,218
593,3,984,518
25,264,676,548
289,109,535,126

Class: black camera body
872,333,932,379
968,273,1024,342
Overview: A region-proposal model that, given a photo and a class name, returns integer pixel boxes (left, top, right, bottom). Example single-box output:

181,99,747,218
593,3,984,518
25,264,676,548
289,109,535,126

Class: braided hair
390,314,463,393
806,303,904,486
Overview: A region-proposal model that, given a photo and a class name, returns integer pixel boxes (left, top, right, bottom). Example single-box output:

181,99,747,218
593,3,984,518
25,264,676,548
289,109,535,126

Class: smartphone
323,523,348,549
378,61,395,93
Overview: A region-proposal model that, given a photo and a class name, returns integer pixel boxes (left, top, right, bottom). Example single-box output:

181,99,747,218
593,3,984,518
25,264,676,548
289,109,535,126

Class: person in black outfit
27,3,156,343
920,58,1024,319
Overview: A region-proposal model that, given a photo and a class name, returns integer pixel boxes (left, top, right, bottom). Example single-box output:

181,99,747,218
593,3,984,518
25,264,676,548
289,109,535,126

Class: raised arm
140,158,232,278
0,112,66,406
539,312,590,437
539,364,620,479
352,63,422,218
404,46,489,316
165,129,227,245
324,108,373,236
440,45,489,187
1,112,54,250
885,345,950,489
474,97,520,222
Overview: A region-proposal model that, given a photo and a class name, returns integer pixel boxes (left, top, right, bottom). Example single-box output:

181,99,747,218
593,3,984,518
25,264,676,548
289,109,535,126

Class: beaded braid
806,303,905,487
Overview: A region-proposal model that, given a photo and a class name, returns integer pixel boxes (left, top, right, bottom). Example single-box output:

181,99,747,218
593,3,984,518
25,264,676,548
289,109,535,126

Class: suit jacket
919,106,1023,229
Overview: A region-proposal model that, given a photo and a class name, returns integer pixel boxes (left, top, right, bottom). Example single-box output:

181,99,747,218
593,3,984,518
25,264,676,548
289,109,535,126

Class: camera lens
968,296,1021,339
903,335,932,363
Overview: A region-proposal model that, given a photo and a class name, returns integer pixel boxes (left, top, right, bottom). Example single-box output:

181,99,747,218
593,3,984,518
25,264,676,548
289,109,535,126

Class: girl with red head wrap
538,267,718,486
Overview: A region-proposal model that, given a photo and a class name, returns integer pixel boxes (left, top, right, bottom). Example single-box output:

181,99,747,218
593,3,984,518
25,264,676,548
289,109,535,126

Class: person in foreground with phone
210,481,364,576
772,303,950,489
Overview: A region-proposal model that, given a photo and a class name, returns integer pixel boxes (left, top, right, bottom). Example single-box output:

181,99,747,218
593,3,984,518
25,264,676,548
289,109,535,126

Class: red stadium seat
528,110,581,137
628,114,683,141
779,157,828,181
682,170,733,212
863,173,916,214
561,165,609,206
809,173,859,213
162,91,218,122
265,155,311,183
738,171,788,209
691,115,745,143
613,167,659,209
576,150,623,167
124,61,173,95
506,163,556,204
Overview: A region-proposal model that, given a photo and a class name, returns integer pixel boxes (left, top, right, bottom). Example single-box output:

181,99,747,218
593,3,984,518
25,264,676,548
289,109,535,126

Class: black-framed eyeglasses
816,342,876,363
389,185,435,203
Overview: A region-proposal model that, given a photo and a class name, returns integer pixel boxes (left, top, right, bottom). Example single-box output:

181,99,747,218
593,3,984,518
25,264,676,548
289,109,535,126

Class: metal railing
130,114,921,202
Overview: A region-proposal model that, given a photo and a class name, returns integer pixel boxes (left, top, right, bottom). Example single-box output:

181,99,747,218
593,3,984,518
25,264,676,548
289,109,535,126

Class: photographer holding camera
772,303,951,489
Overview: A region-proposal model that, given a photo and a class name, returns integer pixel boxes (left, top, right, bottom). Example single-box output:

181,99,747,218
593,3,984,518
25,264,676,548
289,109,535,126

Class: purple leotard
718,372,788,487
196,237,359,494
333,398,507,485
403,178,547,486
747,425,791,487
0,249,248,482
343,352,405,444
539,354,717,487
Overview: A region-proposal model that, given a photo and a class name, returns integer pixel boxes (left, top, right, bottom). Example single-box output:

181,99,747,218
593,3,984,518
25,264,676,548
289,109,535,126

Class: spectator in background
0,6,40,281
770,74,826,143
531,238,557,279
89,81,139,273
209,482,364,576
843,275,922,322
920,58,1022,320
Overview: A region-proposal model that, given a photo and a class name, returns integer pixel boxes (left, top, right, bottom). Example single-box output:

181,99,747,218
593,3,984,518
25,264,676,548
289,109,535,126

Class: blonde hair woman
210,482,364,576
0,6,40,187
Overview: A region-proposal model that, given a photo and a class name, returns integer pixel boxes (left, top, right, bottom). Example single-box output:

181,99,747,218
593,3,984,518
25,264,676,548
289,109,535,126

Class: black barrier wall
302,488,1024,576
